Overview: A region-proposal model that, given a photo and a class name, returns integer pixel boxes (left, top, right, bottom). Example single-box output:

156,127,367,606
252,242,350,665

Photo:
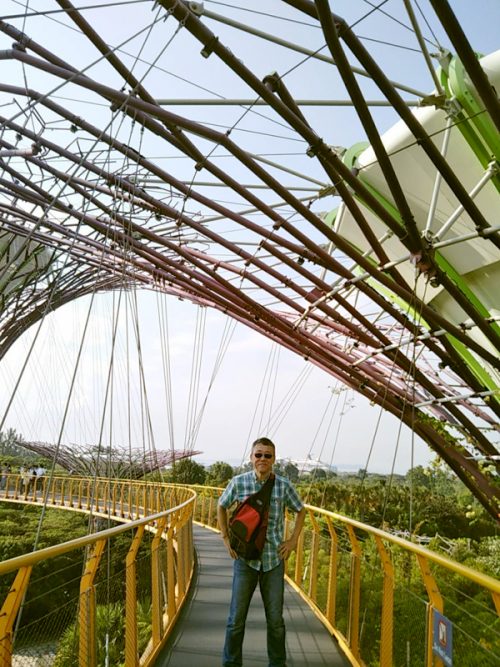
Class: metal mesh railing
1,479,498,667
194,485,500,667
0,477,196,667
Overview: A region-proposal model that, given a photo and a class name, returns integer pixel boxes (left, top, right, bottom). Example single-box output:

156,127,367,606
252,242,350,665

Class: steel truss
0,1,498,516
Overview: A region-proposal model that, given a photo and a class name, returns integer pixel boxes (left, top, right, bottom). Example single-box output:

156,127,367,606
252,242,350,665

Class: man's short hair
251,437,275,451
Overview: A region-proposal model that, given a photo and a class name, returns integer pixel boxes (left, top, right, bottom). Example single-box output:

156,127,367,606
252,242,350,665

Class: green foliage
0,505,89,638
0,506,148,636
0,428,26,457
54,601,125,667
296,460,497,539
205,461,233,486
54,598,152,667
165,458,207,484
273,460,300,481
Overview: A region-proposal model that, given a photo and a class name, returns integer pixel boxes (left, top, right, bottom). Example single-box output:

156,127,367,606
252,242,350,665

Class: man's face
251,443,275,479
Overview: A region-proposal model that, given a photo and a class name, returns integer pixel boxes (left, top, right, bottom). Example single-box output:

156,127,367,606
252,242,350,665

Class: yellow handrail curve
0,477,498,667
0,475,196,667
192,485,500,667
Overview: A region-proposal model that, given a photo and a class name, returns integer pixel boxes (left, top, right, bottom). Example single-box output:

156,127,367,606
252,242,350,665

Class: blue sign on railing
432,609,453,666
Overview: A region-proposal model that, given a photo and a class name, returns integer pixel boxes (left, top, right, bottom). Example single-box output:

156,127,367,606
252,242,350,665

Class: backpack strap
257,473,275,508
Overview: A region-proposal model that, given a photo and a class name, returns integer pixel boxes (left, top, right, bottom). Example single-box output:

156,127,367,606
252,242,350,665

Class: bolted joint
306,137,325,158
318,184,337,198
262,72,281,93
201,36,219,58
410,246,437,279
188,1,204,16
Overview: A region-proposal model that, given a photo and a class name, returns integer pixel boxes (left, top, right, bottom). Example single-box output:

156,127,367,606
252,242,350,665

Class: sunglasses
254,452,273,459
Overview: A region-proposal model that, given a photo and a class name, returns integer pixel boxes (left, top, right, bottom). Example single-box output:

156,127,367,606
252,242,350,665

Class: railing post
176,514,186,598
207,496,214,527
103,479,108,510
0,566,32,666
152,485,157,514
127,483,133,520
151,517,168,649
112,483,117,517
79,539,106,667
307,510,320,603
374,536,394,667
346,524,361,661
199,494,206,525
86,480,91,511
14,475,21,500
119,483,125,518
416,554,444,667
166,519,177,622
78,480,83,509
325,517,338,626
294,522,305,586
183,509,193,587
174,513,186,599
40,476,47,502
5,474,14,499
125,524,145,667
156,486,162,514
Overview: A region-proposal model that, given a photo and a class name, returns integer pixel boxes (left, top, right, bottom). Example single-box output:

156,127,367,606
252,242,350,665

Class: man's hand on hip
278,538,297,560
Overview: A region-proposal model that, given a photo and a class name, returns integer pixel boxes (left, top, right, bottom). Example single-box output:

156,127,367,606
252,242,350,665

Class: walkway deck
157,525,349,666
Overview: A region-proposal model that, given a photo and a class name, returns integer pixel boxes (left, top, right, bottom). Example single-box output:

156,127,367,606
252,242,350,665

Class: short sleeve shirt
219,471,304,572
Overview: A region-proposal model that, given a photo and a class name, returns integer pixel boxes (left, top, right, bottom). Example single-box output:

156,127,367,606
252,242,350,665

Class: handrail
1,477,498,667
0,500,194,576
193,485,500,667
308,505,500,596
0,475,196,667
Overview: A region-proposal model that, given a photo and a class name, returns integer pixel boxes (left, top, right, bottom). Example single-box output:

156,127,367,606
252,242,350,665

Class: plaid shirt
219,471,304,572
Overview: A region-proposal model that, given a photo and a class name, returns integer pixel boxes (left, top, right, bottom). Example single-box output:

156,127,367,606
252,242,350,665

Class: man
217,437,306,667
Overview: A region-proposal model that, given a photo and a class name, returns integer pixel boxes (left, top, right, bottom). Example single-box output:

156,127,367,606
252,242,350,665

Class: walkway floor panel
157,526,349,666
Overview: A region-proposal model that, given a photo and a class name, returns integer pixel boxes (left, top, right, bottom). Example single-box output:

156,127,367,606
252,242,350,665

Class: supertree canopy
17,440,201,479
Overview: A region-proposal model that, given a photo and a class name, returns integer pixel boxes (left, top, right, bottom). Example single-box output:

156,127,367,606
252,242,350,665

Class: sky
0,290,431,474
0,0,499,475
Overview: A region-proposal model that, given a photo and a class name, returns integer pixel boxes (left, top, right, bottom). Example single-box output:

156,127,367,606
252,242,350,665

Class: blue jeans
223,559,286,667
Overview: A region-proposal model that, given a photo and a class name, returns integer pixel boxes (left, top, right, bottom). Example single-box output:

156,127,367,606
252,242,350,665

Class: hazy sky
1,290,432,474
1,1,498,475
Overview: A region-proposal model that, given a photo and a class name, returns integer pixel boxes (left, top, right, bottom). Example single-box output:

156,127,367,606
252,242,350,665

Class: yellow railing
193,485,500,667
1,477,499,666
0,475,196,667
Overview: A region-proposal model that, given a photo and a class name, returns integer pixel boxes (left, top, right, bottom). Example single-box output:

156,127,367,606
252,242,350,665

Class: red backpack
229,474,275,559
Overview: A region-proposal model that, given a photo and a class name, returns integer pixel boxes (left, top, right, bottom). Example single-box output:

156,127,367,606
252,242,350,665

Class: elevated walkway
157,525,349,666
0,477,498,666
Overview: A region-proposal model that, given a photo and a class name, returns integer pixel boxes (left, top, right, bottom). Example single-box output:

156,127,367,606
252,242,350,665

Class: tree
205,461,233,487
272,459,299,481
283,461,300,482
54,602,125,667
166,458,206,485
234,461,253,475
0,428,27,457
406,465,431,488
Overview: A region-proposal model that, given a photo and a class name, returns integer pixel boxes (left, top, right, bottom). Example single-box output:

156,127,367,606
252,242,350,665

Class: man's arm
217,503,238,559
278,506,306,560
